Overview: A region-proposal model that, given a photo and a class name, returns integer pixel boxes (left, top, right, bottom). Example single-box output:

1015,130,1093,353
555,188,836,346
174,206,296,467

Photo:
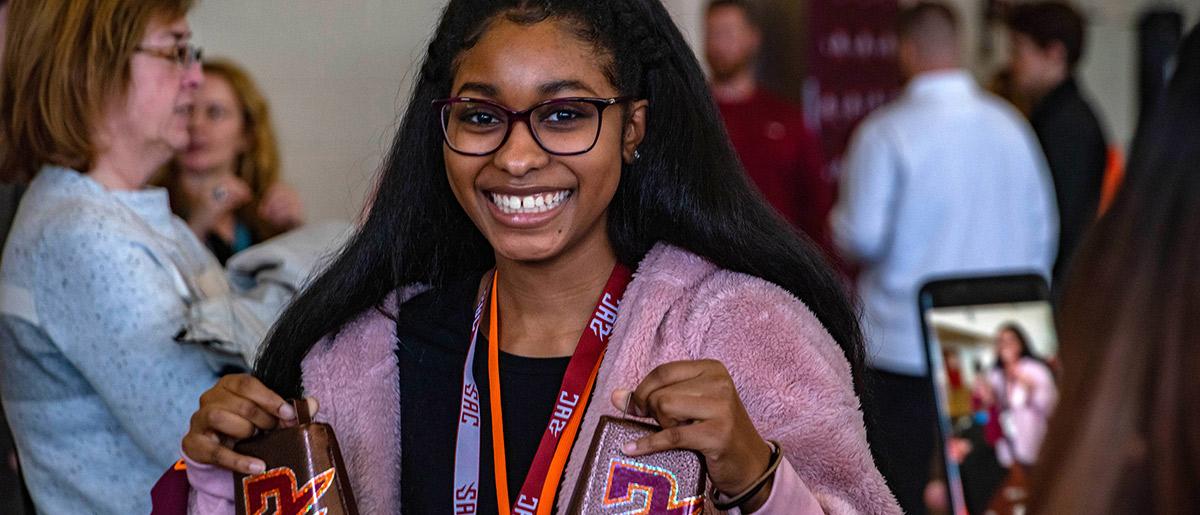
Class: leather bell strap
452,264,632,515
292,398,312,425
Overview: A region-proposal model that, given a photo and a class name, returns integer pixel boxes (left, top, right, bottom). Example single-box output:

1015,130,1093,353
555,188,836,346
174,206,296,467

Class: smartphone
918,274,1058,515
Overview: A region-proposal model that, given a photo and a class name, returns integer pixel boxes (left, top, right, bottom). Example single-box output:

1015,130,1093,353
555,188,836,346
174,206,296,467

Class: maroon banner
804,0,904,175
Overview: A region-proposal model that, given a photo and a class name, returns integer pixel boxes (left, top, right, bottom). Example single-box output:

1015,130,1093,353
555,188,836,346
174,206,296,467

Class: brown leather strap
293,399,311,425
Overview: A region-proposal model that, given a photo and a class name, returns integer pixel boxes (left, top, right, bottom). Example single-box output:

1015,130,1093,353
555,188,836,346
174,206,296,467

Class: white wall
190,1,446,222
663,0,708,67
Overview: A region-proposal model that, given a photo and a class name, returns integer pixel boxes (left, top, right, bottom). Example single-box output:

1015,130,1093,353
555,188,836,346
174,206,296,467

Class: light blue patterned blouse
0,167,223,514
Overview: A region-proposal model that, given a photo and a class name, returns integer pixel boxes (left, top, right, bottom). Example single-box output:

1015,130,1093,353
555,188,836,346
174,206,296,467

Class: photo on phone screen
919,275,1058,515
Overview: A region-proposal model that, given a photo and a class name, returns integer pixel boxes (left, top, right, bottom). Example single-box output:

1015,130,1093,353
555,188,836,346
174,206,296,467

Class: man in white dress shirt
831,3,1057,512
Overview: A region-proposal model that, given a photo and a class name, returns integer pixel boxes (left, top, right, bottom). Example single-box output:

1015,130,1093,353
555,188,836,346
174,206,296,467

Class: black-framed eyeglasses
135,43,203,68
432,96,633,156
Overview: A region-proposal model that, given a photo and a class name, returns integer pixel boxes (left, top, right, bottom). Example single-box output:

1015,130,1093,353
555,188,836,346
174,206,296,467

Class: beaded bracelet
711,440,784,511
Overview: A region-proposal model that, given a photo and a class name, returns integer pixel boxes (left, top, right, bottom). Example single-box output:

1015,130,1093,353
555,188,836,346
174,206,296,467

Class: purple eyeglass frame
432,96,634,156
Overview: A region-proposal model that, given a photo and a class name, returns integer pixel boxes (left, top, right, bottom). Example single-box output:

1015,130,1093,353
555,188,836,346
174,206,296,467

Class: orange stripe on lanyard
485,265,629,515
486,273,511,514
535,349,605,515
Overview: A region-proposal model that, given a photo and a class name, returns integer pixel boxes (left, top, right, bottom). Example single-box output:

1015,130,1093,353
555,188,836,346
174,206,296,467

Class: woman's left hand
258,183,305,231
612,359,774,510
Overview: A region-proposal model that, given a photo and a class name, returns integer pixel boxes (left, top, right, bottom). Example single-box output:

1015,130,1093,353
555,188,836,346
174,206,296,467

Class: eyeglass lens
180,45,202,67
442,100,603,156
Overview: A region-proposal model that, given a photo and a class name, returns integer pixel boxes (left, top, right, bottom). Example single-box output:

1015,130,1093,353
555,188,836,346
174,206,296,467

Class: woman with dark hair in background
159,58,305,264
1030,24,1200,515
179,0,897,513
975,324,1057,469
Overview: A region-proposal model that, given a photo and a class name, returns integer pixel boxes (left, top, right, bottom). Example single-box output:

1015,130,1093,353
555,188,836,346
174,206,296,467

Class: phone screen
921,279,1058,515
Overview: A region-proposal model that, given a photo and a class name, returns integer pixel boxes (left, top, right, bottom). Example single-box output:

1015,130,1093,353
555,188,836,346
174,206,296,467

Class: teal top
233,221,254,253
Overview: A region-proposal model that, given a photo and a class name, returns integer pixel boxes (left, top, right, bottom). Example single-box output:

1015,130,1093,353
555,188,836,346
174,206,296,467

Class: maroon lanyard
452,264,631,515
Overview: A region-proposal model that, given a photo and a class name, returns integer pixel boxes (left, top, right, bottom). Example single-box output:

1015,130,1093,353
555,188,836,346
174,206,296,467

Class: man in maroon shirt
706,0,833,253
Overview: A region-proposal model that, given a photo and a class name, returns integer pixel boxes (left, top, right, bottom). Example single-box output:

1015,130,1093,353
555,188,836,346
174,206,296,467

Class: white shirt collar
905,69,978,100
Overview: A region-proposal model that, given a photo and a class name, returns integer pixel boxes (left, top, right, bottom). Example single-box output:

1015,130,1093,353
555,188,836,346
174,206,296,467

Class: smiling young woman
179,1,897,514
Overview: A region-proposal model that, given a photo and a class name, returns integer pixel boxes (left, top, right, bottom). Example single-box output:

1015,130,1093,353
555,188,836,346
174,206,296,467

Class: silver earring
633,149,642,162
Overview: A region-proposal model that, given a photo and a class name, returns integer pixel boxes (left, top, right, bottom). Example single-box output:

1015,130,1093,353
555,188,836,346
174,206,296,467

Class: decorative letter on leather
603,459,704,515
242,466,337,515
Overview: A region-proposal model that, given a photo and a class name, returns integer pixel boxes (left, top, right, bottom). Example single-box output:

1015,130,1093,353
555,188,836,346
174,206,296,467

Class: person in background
1007,1,1107,286
976,324,1057,469
0,0,17,247
0,1,226,512
0,0,15,254
0,4,32,514
160,59,304,264
705,0,833,254
831,3,1057,512
1030,24,1200,515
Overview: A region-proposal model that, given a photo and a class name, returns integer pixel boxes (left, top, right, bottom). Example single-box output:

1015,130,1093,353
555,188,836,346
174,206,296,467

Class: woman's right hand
257,182,305,232
185,175,252,236
973,377,996,405
181,374,317,475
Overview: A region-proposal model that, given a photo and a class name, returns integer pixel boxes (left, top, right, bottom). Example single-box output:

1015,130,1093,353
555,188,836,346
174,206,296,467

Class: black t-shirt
1029,77,1107,283
396,274,571,514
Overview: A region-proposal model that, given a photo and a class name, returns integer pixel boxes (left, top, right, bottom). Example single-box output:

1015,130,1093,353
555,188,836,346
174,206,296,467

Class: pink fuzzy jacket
185,244,898,514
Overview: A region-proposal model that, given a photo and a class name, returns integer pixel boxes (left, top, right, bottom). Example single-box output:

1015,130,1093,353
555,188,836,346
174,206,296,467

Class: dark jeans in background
863,367,937,515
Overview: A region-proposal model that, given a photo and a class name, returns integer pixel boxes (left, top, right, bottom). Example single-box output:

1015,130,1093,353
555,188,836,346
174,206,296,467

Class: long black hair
255,0,864,398
1031,24,1200,514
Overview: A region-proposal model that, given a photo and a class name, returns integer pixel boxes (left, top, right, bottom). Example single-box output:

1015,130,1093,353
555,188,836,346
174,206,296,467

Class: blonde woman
0,1,229,512
162,59,304,263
